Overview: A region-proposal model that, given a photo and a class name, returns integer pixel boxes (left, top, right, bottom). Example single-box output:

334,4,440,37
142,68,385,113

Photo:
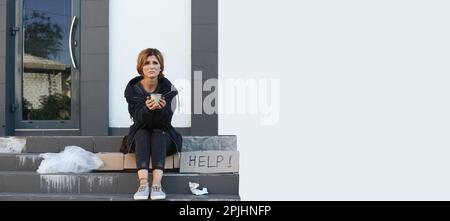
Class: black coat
122,76,182,154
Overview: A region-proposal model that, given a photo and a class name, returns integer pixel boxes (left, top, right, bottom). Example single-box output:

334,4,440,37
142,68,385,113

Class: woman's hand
145,98,166,110
146,99,161,111
159,98,166,109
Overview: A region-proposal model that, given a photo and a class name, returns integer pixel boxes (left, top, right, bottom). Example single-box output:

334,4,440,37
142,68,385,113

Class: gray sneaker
150,185,166,200
133,184,150,200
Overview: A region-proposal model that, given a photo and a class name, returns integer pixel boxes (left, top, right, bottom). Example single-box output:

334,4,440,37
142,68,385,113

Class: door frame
13,0,80,132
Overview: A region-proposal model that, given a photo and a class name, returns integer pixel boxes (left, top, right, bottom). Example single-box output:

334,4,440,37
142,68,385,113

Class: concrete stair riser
0,154,43,171
0,154,182,171
24,136,237,153
0,193,240,201
0,172,239,195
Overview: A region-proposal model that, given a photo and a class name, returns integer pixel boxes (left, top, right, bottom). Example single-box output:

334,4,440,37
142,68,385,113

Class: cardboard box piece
96,153,124,170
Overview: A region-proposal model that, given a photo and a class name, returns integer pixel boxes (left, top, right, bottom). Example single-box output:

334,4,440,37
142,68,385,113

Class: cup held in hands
149,93,162,104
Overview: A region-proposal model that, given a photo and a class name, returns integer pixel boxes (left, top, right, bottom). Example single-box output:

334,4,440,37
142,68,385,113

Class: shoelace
138,185,148,192
152,186,162,192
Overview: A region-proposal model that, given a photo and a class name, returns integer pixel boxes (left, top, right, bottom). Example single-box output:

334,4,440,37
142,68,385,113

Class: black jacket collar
125,76,176,98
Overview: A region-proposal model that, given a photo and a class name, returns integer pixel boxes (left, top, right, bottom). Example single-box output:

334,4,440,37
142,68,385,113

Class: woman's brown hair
136,48,165,79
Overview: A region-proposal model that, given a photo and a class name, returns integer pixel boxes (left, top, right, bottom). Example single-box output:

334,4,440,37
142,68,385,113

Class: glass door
14,0,80,131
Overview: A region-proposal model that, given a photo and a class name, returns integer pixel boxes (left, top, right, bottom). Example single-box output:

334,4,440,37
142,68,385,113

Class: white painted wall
109,0,191,128
108,0,450,201
219,0,450,200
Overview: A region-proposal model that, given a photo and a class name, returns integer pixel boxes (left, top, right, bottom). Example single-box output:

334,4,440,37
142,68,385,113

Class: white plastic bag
37,146,104,174
189,182,208,195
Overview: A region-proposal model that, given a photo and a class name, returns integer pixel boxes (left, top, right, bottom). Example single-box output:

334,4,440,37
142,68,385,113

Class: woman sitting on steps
122,48,182,200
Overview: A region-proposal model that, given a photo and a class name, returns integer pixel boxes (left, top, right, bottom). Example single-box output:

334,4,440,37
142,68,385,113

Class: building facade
0,0,218,136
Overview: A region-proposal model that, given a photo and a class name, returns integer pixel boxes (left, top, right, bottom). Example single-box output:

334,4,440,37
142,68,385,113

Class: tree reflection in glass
22,0,72,121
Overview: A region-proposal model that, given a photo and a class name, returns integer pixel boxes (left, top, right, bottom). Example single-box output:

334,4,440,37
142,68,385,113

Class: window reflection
22,54,71,120
22,0,72,121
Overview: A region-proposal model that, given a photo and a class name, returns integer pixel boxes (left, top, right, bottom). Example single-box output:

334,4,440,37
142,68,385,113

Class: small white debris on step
189,182,208,195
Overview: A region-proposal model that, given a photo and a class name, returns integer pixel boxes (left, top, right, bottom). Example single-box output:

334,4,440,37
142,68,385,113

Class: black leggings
134,129,177,171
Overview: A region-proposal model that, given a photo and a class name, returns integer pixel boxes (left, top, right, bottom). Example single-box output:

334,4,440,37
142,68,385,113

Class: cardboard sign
180,151,239,173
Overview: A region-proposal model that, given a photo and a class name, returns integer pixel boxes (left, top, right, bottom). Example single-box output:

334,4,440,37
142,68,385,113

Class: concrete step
0,171,239,195
0,137,26,153
24,136,237,153
0,192,240,201
0,153,180,171
0,153,42,171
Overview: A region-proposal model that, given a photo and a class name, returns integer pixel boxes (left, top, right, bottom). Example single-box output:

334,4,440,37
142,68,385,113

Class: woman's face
142,55,161,79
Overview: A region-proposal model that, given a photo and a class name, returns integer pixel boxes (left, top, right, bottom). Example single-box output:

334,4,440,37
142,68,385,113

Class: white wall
219,0,450,200
109,0,191,128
